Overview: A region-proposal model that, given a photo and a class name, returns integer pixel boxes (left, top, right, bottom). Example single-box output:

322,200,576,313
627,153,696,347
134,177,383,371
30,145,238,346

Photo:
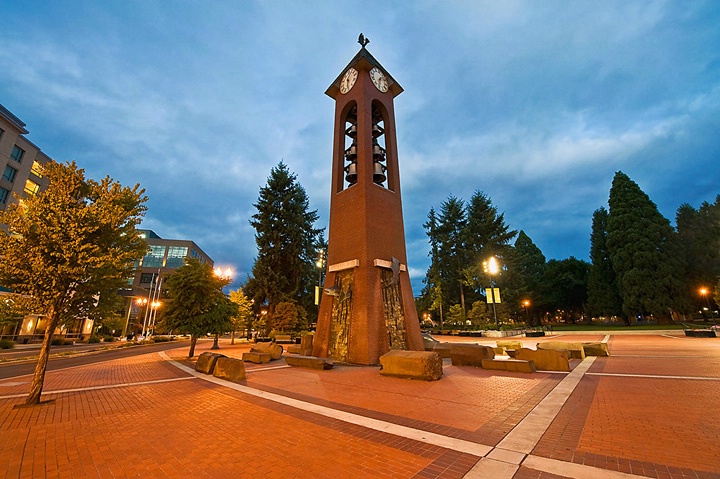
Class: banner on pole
485,288,501,304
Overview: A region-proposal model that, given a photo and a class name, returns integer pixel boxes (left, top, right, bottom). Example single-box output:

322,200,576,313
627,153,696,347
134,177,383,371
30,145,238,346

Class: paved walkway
1,333,719,478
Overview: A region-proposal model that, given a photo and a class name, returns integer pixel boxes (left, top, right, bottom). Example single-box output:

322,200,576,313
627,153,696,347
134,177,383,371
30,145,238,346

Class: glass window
0,187,8,204
140,273,156,284
2,165,17,183
165,246,188,268
24,179,40,196
142,245,166,268
30,161,44,178
10,145,24,163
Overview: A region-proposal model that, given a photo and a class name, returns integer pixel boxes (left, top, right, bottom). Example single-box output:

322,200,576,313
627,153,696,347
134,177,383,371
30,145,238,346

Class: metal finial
358,33,370,48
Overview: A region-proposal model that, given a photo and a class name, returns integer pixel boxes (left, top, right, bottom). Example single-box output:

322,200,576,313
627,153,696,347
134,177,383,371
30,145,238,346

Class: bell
345,144,357,159
373,162,386,184
373,144,385,158
345,162,357,184
372,124,384,138
346,124,357,138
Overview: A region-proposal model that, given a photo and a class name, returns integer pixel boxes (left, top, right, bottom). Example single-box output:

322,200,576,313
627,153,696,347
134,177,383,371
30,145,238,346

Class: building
0,104,51,212
120,229,214,337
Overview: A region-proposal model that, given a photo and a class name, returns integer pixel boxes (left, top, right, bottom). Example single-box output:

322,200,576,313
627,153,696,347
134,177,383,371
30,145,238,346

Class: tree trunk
459,283,466,316
211,333,220,350
26,314,60,405
189,335,198,358
230,330,235,345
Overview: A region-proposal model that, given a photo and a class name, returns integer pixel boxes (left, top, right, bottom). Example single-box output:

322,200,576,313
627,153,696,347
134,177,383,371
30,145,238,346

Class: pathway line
587,372,720,381
0,376,196,400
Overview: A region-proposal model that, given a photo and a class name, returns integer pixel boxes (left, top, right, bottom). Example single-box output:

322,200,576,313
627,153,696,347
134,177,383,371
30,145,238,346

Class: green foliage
271,301,308,333
87,336,101,344
0,339,15,349
587,207,624,318
446,304,466,325
228,288,255,335
467,300,489,325
606,171,688,321
102,335,116,342
52,337,70,345
162,257,238,356
543,257,590,322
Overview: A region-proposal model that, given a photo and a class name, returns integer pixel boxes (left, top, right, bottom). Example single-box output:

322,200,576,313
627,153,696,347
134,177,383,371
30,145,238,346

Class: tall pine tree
245,162,323,321
606,171,688,322
587,207,624,320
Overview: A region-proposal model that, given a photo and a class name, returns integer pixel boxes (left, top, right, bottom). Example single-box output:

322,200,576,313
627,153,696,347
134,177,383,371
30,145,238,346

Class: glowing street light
699,287,715,322
522,299,530,323
483,256,500,326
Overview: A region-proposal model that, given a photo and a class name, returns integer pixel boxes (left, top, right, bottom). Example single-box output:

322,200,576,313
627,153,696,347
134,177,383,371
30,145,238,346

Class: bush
102,335,116,342
51,337,68,346
88,336,101,343
0,339,15,349
150,335,173,343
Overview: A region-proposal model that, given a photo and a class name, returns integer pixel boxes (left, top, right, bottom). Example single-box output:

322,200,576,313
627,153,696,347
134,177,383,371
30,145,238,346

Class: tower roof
326,38,403,98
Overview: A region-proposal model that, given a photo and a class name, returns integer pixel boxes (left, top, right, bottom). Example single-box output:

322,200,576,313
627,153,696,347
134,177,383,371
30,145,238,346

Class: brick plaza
1,333,719,478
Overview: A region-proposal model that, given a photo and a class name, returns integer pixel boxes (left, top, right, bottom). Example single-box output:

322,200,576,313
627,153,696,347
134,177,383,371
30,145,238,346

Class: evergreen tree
0,161,148,405
503,231,546,324
245,162,323,322
543,257,590,323
422,207,445,327
162,257,237,357
606,171,688,322
676,196,720,294
435,196,468,312
587,207,624,320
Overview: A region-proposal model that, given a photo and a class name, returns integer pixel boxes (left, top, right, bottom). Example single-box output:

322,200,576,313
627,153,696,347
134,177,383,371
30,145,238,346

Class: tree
228,288,254,343
543,257,590,323
162,257,237,357
435,196,468,312
505,231,546,323
245,162,323,324
606,171,688,323
422,207,445,328
271,301,308,333
587,207,624,320
0,161,148,405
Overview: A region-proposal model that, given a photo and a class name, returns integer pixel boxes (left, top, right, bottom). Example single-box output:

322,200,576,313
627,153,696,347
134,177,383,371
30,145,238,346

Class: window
165,246,188,268
10,145,24,163
142,245,166,268
30,161,44,178
2,165,17,183
0,187,8,204
140,273,156,284
24,179,40,196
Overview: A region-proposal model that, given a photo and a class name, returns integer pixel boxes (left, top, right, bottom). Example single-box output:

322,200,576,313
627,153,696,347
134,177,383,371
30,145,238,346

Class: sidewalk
1,333,719,478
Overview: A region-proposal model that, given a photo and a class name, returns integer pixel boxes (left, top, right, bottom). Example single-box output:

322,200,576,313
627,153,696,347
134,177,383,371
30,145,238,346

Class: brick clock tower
313,35,424,365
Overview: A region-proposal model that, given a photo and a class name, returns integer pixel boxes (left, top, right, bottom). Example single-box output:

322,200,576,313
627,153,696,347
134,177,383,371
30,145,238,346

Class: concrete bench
481,359,536,373
195,352,226,374
242,351,272,364
514,347,569,371
449,344,495,367
212,357,246,382
379,350,443,381
432,342,452,359
285,355,334,370
287,334,314,355
274,334,294,344
250,341,283,360
537,341,586,359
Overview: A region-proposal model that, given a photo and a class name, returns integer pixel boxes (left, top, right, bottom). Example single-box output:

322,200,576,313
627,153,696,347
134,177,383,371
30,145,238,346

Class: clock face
340,68,358,94
369,67,389,93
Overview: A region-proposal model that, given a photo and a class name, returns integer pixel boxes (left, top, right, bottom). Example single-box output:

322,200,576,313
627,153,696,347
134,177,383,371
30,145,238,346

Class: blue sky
2,1,719,294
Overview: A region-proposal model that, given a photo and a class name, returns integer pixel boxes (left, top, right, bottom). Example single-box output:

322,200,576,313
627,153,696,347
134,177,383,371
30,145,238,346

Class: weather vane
358,33,370,48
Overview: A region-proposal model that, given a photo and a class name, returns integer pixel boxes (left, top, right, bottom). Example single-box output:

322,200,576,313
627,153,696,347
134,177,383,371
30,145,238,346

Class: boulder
449,344,495,367
497,340,524,351
250,340,283,360
195,352,226,374
582,342,610,357
212,357,246,382
242,351,272,364
514,347,570,371
288,334,314,355
537,341,586,359
379,350,443,381
481,359,536,373
432,342,452,358
285,355,334,370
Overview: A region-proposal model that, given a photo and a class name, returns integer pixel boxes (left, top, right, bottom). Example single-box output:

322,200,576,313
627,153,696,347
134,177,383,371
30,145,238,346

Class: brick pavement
0,334,719,478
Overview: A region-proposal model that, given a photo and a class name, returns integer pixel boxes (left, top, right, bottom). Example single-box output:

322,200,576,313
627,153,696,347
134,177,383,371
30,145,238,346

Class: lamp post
699,287,715,323
212,266,234,349
523,299,530,324
315,249,325,306
483,256,499,327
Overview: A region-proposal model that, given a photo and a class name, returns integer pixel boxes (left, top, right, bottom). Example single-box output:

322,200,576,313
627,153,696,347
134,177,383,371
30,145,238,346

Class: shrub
0,339,15,349
88,336,101,343
102,335,116,342
51,337,67,346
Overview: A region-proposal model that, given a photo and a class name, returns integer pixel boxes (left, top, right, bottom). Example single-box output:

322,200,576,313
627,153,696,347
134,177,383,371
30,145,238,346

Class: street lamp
315,249,325,306
483,256,500,327
699,287,715,323
522,299,530,323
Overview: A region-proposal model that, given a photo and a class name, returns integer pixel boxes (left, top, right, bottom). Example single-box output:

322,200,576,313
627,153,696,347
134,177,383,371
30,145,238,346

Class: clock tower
313,35,424,365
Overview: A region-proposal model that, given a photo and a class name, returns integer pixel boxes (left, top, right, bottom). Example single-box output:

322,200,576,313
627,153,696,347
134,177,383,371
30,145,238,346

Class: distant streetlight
212,266,234,349
699,287,715,322
315,249,326,306
483,256,500,327
523,299,530,323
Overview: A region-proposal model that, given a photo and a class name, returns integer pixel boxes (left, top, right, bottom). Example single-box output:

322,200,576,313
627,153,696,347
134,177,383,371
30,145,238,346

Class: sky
2,1,719,294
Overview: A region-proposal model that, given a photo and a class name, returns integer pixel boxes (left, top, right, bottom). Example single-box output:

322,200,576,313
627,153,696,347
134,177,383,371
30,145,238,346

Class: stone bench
274,334,294,344
513,347,569,371
212,357,246,382
195,352,225,374
481,359,536,373
497,340,524,351
432,342,452,359
582,342,610,356
285,355,334,370
379,350,443,381
449,344,495,367
537,341,586,359
287,334,314,355
250,340,283,360
242,351,272,364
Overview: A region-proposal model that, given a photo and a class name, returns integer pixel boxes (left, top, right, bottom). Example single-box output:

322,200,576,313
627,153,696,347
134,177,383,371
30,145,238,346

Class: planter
526,331,545,337
684,330,716,338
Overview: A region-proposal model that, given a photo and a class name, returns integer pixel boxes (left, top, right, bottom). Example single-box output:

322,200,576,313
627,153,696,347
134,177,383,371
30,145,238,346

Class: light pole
483,256,499,327
212,266,234,349
315,249,325,306
699,287,715,323
523,299,530,324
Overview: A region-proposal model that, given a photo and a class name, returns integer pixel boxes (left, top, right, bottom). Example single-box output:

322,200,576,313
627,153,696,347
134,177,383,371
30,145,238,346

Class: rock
497,340,524,351
514,348,570,371
537,341,586,359
288,334,314,355
481,359,536,373
582,342,610,356
242,352,272,364
432,342,452,358
212,357,246,382
195,352,226,374
379,350,443,381
449,343,495,366
285,355,334,370
250,341,283,360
